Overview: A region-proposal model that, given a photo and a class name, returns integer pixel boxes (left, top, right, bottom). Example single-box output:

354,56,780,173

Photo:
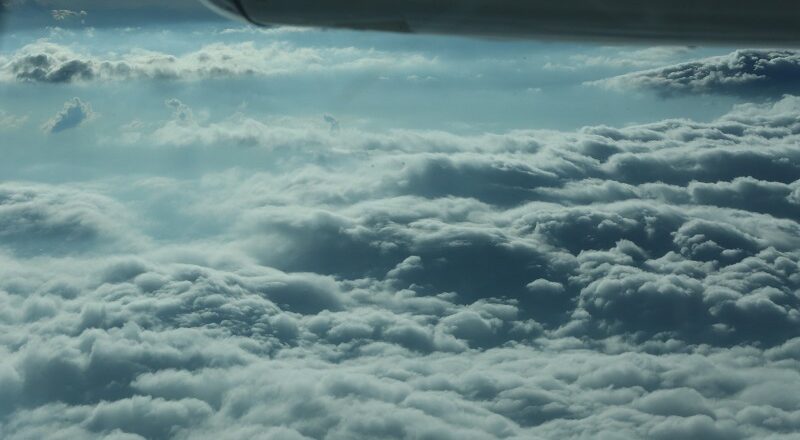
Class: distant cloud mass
41,97,93,133
592,49,800,97
0,41,435,83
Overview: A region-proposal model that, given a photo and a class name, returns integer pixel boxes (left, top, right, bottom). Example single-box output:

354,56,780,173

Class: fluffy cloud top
591,49,800,97
41,97,93,133
2,88,800,439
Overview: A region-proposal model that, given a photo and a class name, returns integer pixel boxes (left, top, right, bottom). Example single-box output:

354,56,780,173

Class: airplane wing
202,0,800,44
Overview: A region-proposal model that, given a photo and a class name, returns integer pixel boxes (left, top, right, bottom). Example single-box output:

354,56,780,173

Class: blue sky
1,2,800,439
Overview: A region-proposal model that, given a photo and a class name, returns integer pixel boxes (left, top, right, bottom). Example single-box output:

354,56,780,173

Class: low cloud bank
1,96,799,438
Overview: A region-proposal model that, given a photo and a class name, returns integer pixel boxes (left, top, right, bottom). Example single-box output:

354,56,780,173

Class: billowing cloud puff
591,49,800,97
3,89,800,438
0,183,143,255
41,97,93,133
0,41,436,83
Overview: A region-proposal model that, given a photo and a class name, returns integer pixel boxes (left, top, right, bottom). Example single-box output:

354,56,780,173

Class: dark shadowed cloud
41,97,93,133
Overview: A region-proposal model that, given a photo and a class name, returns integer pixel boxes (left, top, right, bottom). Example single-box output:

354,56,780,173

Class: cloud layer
2,90,800,439
592,49,800,97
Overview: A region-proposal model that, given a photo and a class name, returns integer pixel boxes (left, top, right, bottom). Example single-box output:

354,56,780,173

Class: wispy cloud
0,110,28,130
